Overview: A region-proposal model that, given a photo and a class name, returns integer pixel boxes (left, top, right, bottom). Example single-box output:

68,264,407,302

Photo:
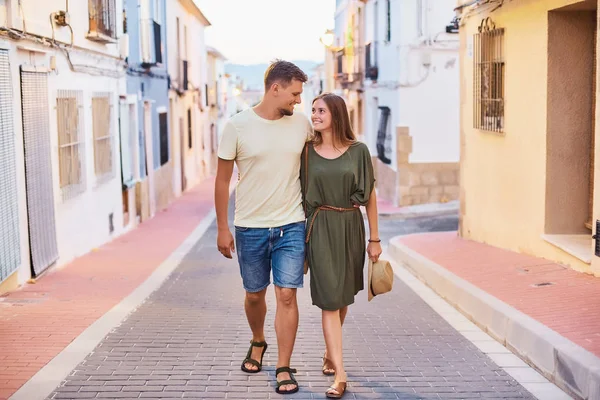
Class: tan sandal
322,352,335,376
326,381,347,399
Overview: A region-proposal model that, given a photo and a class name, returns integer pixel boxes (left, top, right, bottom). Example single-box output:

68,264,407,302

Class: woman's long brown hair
311,93,356,148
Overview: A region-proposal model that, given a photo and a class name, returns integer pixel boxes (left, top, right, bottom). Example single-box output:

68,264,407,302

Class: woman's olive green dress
301,142,375,311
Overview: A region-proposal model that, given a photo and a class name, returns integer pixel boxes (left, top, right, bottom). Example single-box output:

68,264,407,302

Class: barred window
88,0,117,39
92,92,115,182
474,19,504,133
57,90,86,200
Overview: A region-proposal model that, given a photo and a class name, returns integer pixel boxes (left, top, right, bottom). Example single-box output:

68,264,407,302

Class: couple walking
214,60,382,398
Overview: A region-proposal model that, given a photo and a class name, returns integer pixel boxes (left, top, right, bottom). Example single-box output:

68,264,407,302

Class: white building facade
166,0,210,196
368,0,460,206
332,0,460,206
0,0,127,293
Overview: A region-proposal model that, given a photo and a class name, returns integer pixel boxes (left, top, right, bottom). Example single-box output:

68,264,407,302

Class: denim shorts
234,221,305,293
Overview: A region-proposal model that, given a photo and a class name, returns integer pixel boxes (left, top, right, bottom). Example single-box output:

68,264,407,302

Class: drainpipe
18,0,27,33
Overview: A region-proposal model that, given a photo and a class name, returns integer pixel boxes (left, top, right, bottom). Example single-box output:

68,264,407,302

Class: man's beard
279,107,294,116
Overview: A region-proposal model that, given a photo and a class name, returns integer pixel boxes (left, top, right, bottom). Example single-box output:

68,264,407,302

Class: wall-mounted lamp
319,29,335,48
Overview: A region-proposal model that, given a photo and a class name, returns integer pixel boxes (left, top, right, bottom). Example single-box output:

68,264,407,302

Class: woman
301,93,382,399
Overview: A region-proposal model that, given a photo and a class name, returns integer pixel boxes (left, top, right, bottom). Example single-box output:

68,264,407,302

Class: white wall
166,0,210,188
362,0,402,168
0,0,126,286
397,0,459,163
361,0,459,166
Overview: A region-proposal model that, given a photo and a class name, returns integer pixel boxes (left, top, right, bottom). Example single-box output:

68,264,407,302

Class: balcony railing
88,0,117,42
334,46,365,87
140,18,162,66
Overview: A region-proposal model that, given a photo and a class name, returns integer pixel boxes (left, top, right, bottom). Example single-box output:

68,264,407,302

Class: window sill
86,31,117,44
542,234,592,264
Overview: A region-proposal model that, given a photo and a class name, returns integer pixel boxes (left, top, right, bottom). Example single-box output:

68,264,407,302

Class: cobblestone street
45,208,541,399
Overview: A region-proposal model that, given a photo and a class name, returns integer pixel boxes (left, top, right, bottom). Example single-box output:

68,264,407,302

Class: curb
362,201,459,220
389,235,600,400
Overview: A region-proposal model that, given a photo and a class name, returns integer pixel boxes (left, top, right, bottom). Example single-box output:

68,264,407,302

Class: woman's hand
367,241,382,262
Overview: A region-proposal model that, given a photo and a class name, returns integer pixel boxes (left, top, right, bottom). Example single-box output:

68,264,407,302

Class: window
159,112,169,165
187,108,192,149
88,0,117,41
416,0,424,37
385,0,391,42
376,106,391,164
57,90,86,200
474,24,505,133
140,0,162,65
92,92,115,182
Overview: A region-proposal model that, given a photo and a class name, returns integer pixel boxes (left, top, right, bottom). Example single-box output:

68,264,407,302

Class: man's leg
235,226,271,372
274,286,299,390
244,288,268,371
271,222,305,392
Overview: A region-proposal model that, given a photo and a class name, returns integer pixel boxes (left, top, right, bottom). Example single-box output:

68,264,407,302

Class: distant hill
225,60,320,90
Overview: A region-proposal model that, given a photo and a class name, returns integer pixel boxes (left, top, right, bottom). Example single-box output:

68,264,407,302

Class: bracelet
368,239,381,243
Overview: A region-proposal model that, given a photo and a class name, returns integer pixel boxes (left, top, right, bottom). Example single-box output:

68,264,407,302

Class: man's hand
215,157,235,259
217,229,235,259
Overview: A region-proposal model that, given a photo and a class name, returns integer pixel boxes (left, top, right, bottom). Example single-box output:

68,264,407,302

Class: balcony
87,0,117,43
140,19,162,67
334,47,365,89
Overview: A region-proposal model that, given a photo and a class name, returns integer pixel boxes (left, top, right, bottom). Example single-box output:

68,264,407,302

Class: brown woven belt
305,205,360,243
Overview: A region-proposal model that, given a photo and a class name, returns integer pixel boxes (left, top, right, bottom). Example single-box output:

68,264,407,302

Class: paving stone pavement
48,210,536,399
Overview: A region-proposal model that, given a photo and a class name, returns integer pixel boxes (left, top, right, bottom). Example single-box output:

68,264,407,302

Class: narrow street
46,204,538,399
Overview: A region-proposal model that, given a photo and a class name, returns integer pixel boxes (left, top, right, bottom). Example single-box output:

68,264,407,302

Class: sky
194,0,336,65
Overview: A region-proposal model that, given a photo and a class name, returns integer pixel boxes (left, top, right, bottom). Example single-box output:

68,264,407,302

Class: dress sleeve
350,144,376,206
300,143,309,216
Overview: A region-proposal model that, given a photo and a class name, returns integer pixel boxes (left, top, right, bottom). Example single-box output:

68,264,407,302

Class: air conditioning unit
119,34,129,59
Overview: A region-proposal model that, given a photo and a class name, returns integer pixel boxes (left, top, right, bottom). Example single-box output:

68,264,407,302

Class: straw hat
368,259,394,301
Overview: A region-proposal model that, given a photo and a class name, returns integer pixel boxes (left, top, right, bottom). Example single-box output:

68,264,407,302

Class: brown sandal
326,381,347,399
322,352,335,376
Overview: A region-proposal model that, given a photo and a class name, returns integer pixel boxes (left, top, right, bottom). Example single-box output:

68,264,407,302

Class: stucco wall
459,0,594,273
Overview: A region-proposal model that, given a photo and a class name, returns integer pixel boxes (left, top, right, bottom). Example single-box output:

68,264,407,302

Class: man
214,60,311,395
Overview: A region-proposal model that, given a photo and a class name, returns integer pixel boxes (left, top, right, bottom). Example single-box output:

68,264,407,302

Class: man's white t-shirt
218,108,312,228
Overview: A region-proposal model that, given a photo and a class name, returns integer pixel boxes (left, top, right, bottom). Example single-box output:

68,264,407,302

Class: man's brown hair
264,60,308,91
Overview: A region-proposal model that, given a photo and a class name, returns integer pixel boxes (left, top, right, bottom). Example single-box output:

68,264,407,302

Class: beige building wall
459,0,598,275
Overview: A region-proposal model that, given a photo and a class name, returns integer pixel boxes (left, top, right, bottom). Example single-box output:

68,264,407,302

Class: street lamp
320,29,334,48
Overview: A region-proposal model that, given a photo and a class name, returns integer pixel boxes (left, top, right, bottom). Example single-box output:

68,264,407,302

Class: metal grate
56,90,86,201
474,18,505,133
92,92,115,183
20,68,59,276
0,49,21,282
88,0,116,39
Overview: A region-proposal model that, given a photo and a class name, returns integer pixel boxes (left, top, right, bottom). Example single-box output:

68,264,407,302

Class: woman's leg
323,305,349,374
322,309,348,391
339,306,348,325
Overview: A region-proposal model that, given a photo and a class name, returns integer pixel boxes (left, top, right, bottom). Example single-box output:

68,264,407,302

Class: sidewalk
0,177,217,400
390,231,600,400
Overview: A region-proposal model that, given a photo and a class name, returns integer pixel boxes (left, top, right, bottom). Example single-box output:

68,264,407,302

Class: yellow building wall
459,0,593,273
